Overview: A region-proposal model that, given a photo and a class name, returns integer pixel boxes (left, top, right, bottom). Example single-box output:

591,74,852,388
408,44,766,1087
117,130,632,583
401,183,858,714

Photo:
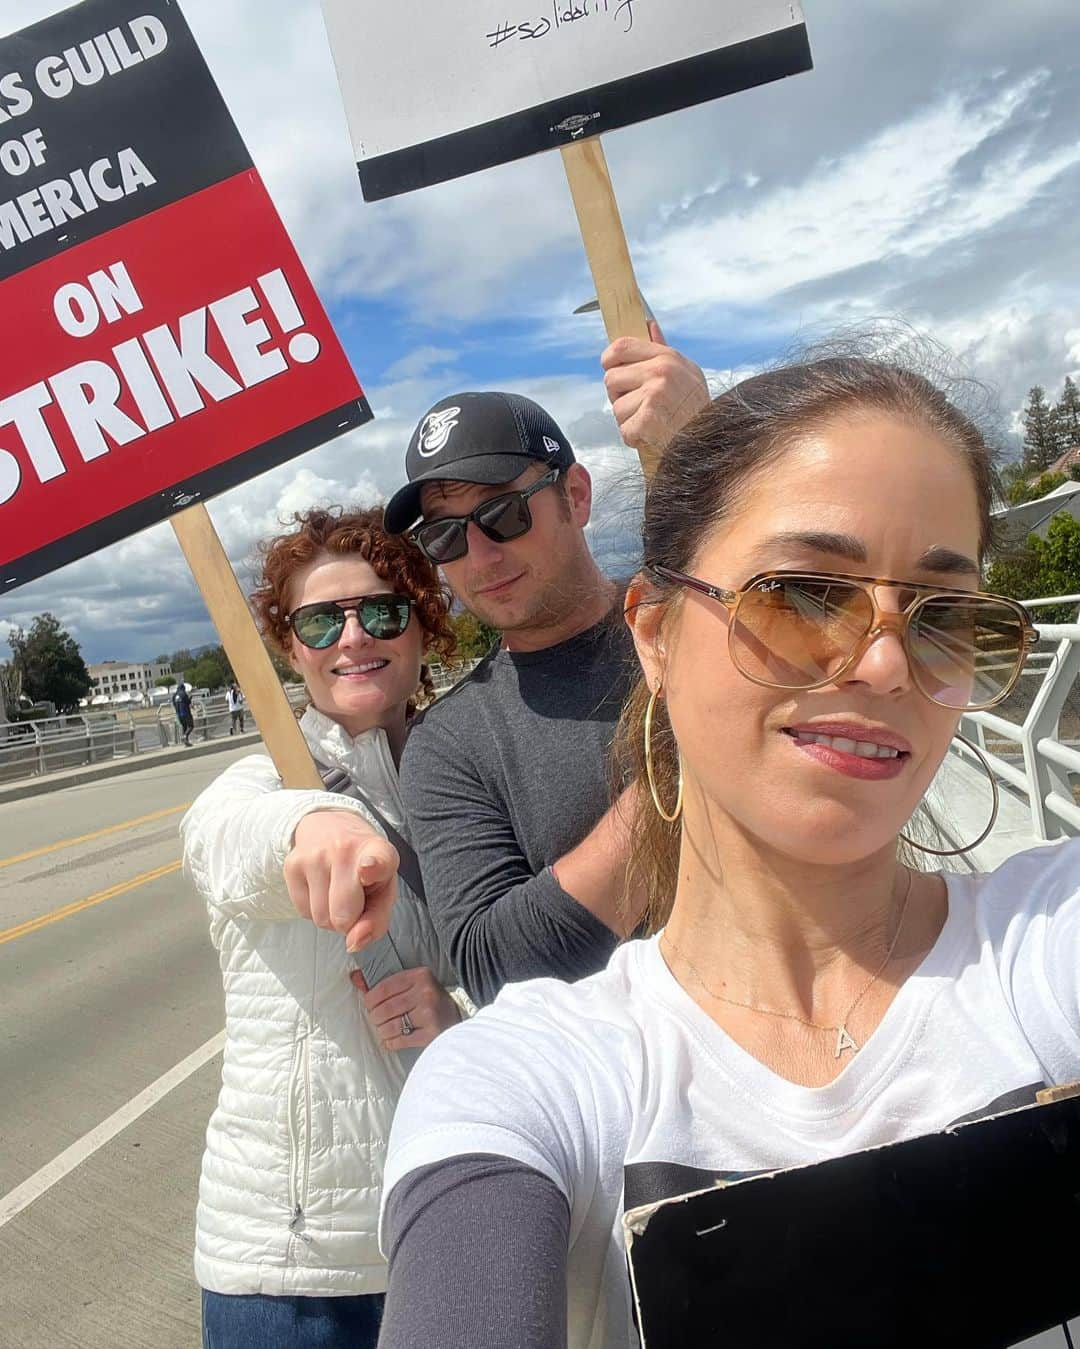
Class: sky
2,0,1079,665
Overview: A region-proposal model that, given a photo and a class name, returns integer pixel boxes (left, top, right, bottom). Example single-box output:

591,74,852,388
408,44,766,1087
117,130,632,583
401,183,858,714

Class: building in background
87,660,173,705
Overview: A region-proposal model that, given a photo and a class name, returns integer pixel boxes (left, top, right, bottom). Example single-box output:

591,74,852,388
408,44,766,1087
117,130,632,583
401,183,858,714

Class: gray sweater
399,611,637,1005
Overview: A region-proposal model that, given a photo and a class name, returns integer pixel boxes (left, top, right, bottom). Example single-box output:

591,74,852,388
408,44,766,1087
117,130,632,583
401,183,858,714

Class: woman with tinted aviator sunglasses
377,355,1079,1349
181,507,474,1349
647,566,1036,712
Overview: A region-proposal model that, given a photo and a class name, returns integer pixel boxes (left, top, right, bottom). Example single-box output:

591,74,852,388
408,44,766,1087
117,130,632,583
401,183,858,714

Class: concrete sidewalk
0,732,264,804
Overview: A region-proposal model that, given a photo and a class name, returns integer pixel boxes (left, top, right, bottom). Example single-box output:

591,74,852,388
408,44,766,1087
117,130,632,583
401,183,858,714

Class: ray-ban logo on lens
418,407,461,457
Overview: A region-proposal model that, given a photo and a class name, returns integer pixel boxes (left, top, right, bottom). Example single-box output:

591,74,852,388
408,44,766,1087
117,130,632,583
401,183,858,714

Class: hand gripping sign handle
560,137,661,480
170,503,324,789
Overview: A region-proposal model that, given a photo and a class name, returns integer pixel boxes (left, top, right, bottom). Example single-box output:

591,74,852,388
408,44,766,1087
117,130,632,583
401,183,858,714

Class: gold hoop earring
900,733,1000,857
644,685,684,824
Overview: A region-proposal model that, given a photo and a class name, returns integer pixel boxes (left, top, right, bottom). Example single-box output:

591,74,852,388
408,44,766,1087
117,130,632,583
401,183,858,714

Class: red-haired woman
181,507,470,1349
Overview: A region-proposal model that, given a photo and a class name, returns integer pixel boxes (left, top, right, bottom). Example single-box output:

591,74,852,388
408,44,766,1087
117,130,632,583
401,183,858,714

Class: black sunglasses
288,593,413,649
410,467,561,564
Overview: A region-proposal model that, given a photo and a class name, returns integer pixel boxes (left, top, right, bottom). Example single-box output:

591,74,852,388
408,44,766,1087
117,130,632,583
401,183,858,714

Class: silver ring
400,1012,415,1037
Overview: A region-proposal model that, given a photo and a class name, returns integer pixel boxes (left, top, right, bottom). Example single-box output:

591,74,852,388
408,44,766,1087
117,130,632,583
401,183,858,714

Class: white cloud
638,73,1075,316
3,0,1079,660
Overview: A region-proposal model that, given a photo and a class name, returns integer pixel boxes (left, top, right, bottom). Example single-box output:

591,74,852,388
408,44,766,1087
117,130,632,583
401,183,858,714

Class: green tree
1001,464,1066,507
1021,385,1061,475
265,643,304,684
448,612,498,660
186,652,230,692
155,674,176,688
0,660,22,718
1053,375,1080,448
986,541,1044,604
1000,460,1030,505
8,613,92,712
168,648,196,673
987,514,1080,623
1022,471,1066,506
1039,512,1080,602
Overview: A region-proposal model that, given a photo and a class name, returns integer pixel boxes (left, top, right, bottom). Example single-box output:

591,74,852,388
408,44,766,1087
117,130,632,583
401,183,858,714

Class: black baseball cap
383,391,576,534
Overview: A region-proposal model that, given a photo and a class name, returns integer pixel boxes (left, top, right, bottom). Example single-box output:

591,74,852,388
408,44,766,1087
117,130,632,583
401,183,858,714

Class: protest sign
625,1093,1080,1348
321,0,811,472
1,0,372,788
321,0,811,201
0,0,370,594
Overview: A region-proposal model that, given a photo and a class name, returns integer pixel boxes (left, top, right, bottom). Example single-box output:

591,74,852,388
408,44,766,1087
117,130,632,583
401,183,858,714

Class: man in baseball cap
383,390,576,536
388,338,710,1006
386,387,638,1005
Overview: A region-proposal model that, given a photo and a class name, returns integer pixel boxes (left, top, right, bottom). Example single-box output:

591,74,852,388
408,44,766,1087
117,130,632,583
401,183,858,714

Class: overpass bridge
0,605,1075,1348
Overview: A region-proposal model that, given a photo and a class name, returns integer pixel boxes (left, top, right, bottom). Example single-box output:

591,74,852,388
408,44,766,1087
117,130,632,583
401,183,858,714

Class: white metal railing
960,595,1080,842
429,657,482,696
0,686,307,784
0,669,484,785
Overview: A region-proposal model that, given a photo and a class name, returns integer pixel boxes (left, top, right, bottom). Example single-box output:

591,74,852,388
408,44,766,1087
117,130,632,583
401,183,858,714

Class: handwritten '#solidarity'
487,0,636,49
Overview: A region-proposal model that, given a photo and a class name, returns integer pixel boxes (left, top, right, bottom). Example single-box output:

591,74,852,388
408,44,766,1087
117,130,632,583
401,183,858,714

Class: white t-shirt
383,841,1080,1349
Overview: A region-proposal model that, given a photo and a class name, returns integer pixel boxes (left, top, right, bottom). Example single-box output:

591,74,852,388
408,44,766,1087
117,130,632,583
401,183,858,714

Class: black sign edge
356,24,812,202
625,1093,1080,1349
0,397,373,597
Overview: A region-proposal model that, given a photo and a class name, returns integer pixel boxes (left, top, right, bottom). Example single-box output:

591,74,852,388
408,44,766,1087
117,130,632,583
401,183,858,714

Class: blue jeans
201,1289,384,1349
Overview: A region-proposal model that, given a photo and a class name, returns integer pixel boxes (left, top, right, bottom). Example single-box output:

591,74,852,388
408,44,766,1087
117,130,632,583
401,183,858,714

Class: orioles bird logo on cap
417,407,461,457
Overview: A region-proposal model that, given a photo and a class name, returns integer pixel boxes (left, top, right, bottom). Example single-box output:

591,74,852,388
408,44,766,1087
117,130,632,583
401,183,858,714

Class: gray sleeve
380,1156,569,1349
400,725,618,1006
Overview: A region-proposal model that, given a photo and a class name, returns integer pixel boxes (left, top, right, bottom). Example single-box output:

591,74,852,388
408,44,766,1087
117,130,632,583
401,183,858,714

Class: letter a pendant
834,1025,858,1058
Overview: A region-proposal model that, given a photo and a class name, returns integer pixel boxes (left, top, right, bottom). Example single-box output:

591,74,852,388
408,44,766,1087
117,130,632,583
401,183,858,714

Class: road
0,746,253,1349
1,746,1077,1349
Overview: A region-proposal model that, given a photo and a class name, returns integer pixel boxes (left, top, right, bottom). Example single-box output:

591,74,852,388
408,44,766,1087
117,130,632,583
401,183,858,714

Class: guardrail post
960,715,988,756
1022,636,1080,842
34,722,44,777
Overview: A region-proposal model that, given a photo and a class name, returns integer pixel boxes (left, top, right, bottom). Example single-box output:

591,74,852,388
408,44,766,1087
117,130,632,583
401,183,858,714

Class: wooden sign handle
170,503,323,790
561,137,660,478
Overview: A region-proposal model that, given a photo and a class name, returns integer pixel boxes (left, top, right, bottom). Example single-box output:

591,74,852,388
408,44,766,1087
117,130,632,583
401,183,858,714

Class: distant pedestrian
226,683,245,734
172,680,194,746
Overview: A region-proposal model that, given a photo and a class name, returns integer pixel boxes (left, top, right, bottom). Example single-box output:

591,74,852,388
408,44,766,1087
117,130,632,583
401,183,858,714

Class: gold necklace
661,869,915,1060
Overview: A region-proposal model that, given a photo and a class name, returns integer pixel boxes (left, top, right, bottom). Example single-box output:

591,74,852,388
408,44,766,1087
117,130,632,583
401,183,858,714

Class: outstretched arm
182,754,395,951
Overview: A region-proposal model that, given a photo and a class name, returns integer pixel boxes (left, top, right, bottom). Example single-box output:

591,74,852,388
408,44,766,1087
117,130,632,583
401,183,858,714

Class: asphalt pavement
1,742,1076,1349
0,745,255,1349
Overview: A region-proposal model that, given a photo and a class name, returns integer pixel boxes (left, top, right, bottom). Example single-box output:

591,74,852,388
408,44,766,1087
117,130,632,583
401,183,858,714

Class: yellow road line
0,860,182,947
0,804,190,871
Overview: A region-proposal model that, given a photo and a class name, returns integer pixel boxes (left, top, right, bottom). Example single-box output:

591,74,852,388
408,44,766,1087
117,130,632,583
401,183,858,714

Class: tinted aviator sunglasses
410,467,561,564
650,566,1038,711
288,594,413,649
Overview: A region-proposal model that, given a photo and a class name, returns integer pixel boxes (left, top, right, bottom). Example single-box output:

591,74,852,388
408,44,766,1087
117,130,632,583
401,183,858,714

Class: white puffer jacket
182,707,458,1297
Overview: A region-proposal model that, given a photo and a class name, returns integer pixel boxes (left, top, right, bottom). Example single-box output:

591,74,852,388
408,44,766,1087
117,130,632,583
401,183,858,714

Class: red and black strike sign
0,0,370,594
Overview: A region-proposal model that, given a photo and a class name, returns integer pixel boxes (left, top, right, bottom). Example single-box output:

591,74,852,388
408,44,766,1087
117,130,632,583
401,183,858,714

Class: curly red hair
250,506,457,706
